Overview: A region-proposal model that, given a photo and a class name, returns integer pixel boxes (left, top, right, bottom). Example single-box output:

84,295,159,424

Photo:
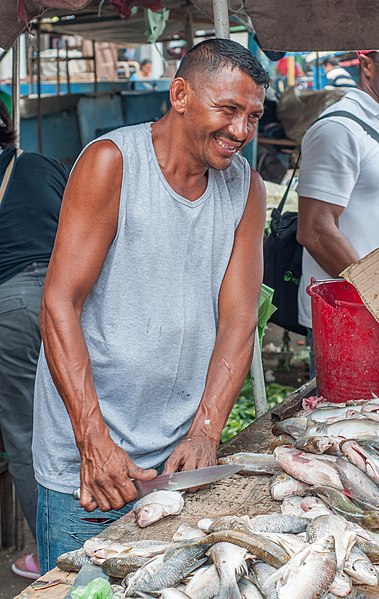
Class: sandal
11,552,40,580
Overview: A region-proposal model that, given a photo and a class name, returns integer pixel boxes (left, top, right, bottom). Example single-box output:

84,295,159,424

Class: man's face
182,66,265,170
142,62,152,77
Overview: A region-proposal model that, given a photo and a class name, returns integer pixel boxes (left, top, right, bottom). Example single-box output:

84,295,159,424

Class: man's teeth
215,137,236,151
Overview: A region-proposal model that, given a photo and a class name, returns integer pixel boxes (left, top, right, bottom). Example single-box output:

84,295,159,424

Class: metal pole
28,43,34,96
12,38,21,148
65,39,71,94
92,40,98,92
184,9,195,50
213,0,230,38
56,43,60,95
37,22,43,153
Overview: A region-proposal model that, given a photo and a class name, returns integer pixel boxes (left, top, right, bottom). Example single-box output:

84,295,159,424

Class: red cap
356,50,375,56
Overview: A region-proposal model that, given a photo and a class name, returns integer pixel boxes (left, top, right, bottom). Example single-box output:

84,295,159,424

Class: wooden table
15,381,317,598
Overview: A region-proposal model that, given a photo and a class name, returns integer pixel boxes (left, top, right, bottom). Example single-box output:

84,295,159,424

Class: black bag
263,153,307,336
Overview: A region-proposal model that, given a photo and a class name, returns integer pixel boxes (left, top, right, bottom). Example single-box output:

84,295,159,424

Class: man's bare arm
164,170,266,474
297,196,359,277
41,141,156,512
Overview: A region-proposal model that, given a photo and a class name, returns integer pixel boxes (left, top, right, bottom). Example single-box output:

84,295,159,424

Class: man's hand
163,434,218,491
79,436,157,512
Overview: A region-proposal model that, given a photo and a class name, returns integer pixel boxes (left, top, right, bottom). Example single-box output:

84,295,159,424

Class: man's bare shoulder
75,140,123,177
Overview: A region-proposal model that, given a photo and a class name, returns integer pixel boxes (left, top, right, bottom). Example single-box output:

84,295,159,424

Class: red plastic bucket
307,279,379,402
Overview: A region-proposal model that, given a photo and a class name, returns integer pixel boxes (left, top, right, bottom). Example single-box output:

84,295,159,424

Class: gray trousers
0,262,48,539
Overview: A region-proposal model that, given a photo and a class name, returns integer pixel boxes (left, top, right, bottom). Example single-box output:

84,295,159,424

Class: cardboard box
340,248,379,324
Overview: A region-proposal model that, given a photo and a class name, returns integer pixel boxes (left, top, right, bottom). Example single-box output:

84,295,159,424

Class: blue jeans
0,262,48,539
37,462,164,574
37,484,137,574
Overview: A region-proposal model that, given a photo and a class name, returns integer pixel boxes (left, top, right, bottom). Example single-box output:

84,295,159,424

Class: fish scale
131,545,209,594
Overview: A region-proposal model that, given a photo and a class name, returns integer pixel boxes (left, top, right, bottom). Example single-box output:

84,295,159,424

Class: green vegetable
70,578,113,599
221,375,294,443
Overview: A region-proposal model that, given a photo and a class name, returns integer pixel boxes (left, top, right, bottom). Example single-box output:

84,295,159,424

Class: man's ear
359,54,374,80
170,77,189,114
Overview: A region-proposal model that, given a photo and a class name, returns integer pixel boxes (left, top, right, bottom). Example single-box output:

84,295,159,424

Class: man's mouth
214,136,239,151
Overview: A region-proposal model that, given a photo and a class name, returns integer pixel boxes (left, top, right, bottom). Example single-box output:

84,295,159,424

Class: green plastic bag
70,578,113,599
258,283,277,345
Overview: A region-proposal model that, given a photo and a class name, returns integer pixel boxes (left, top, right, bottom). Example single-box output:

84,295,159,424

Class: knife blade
134,463,242,496
72,463,241,500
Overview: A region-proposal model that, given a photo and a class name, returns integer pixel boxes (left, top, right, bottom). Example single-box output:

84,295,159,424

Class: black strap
276,151,301,216
315,110,379,143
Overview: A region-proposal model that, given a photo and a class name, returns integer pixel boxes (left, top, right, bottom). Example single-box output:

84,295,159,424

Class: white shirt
297,88,379,328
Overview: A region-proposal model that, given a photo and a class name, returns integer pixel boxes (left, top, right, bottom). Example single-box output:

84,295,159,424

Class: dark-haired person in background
0,101,68,579
322,56,356,89
33,38,269,572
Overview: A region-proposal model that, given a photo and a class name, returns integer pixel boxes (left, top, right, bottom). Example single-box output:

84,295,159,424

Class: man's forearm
40,296,109,451
303,228,359,278
187,317,256,443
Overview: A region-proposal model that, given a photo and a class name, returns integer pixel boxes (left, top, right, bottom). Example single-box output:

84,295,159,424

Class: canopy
1,0,379,52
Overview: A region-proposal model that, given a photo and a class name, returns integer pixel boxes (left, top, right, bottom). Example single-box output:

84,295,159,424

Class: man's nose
229,115,249,141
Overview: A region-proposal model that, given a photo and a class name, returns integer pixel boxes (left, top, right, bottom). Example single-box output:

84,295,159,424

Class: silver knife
72,463,241,500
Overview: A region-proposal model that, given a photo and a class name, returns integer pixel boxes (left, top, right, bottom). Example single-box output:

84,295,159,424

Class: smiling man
33,38,269,572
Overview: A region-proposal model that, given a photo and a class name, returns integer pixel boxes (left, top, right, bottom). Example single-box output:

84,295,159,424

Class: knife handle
72,479,137,501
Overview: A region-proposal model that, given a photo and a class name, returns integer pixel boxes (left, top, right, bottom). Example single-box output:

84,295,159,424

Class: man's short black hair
141,59,152,67
322,56,340,67
175,38,269,88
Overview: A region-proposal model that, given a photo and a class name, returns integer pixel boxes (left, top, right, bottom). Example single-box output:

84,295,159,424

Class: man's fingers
128,464,158,480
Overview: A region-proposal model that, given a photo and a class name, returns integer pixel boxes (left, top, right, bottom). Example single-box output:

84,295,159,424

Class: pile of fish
55,395,379,598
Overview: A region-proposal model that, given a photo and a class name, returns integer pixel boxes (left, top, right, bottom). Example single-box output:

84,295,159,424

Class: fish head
296,435,333,454
134,503,164,527
329,570,352,596
352,560,378,586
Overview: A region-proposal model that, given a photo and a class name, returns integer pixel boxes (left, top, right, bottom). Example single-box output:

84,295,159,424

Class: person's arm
296,120,362,277
40,141,156,512
297,196,359,277
164,170,266,474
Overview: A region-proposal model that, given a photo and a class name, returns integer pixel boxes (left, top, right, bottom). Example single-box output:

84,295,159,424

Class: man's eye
223,106,236,113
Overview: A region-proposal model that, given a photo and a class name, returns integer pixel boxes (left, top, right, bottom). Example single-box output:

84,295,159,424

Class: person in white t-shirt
297,50,379,376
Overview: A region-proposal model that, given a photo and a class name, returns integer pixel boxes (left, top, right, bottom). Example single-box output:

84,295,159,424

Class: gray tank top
33,123,251,493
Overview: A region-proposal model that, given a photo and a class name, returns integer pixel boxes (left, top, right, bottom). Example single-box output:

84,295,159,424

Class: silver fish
306,514,356,571
238,576,264,599
184,564,221,599
56,547,91,572
268,536,337,599
133,490,185,528
172,523,207,542
333,456,379,511
341,440,379,484
124,554,165,596
280,496,305,517
249,514,308,534
102,553,150,578
273,447,343,490
328,570,352,597
199,515,253,535
250,561,278,599
208,542,248,599
270,472,310,501
305,405,362,423
271,417,308,439
343,545,378,586
306,418,379,443
131,545,209,594
218,452,281,475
